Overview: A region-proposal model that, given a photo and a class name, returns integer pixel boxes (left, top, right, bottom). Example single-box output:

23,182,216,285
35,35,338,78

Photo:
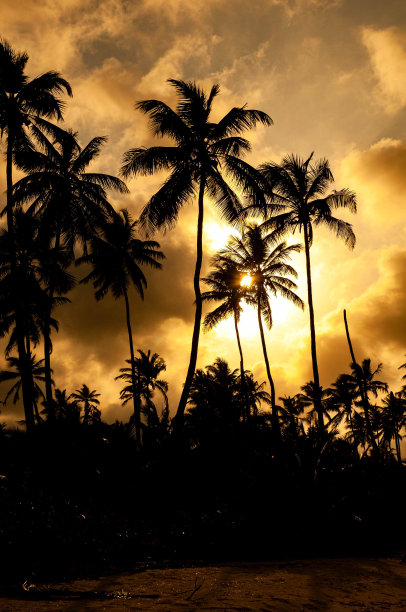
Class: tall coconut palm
220,223,304,436
116,349,168,429
258,154,356,435
121,79,272,429
0,38,72,430
12,126,128,417
78,209,164,444
201,257,255,420
70,384,101,425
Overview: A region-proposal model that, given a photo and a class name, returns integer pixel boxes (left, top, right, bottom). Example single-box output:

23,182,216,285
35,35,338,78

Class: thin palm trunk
123,289,141,444
6,131,35,431
234,308,247,420
303,224,324,435
256,299,279,438
343,309,379,453
43,231,61,423
175,175,205,430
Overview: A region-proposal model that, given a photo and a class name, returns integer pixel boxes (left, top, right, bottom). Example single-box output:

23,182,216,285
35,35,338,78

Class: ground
2,557,406,610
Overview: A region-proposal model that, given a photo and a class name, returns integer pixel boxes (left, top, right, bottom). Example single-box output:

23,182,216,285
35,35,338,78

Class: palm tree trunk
343,309,379,453
303,224,324,436
43,231,61,423
175,174,205,431
257,300,280,439
6,131,35,432
234,308,247,420
123,289,141,445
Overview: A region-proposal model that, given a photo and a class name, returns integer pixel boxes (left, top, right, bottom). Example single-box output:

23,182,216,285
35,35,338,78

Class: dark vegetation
1,39,406,584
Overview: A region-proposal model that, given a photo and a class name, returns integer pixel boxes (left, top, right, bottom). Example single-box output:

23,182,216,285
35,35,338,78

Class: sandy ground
1,557,406,611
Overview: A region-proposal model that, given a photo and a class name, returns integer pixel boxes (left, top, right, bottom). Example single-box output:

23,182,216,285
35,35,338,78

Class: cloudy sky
2,0,406,422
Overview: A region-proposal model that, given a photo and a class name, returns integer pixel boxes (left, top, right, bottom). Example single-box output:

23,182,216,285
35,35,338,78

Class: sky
1,0,406,423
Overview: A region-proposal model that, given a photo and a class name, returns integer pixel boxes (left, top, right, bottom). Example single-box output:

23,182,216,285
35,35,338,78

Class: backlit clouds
362,26,406,114
340,138,406,231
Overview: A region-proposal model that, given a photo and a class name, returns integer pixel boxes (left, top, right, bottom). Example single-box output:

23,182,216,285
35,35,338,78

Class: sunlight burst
240,274,252,288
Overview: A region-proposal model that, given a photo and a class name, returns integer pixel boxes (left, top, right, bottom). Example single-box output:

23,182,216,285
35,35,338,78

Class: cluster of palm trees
279,358,406,461
1,38,403,456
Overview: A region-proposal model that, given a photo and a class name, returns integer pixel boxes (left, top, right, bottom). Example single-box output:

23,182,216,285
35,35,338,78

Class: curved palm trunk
303,224,324,436
175,175,205,431
343,309,379,453
234,308,247,420
123,289,141,445
6,131,35,432
257,300,280,439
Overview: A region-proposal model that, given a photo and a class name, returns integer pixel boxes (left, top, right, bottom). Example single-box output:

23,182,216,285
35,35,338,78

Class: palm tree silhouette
0,208,71,423
186,358,241,443
0,354,50,424
350,358,388,450
116,349,168,430
218,223,303,437
13,127,128,416
379,391,405,462
326,373,359,449
79,209,164,444
259,154,356,434
70,384,101,425
202,257,255,420
54,388,81,424
242,371,272,419
0,39,72,430
299,381,334,429
121,79,272,430
279,394,308,438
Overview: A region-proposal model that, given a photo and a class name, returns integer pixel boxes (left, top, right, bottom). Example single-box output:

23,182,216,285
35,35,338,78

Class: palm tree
70,384,101,425
12,126,128,417
0,38,72,430
121,79,272,430
54,388,80,424
279,394,308,438
350,358,388,449
326,373,359,449
219,223,304,437
201,257,255,419
242,372,272,419
79,209,164,444
299,381,334,429
116,349,168,429
259,154,356,434
379,392,406,462
0,354,50,424
186,358,241,444
0,207,71,426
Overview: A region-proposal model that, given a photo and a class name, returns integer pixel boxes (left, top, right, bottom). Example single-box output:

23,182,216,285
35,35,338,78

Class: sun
240,274,252,288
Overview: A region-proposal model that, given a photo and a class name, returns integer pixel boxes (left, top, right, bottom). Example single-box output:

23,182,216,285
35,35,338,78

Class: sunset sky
2,0,406,423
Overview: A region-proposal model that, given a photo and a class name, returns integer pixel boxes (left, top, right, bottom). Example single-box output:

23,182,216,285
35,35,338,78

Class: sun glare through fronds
240,274,252,287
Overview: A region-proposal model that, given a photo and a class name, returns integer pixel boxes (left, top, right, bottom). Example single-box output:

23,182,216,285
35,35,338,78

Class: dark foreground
1,557,406,610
